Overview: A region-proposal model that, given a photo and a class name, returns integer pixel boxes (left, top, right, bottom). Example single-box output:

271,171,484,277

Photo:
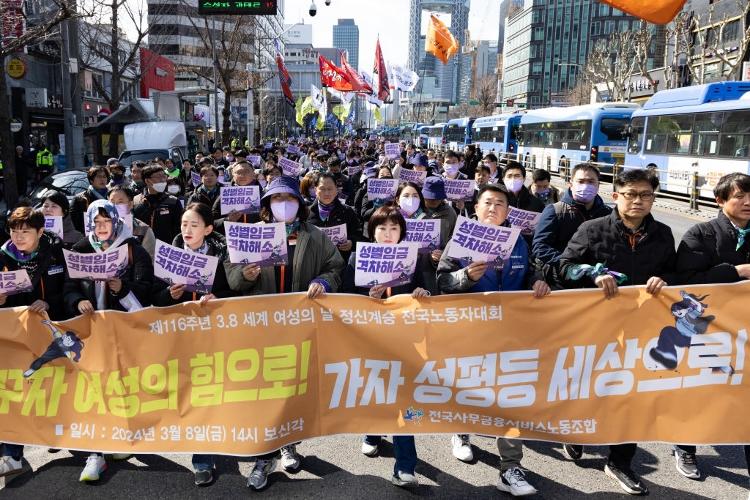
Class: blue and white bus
625,81,750,196
416,125,430,148
472,113,523,158
427,123,447,150
444,117,475,151
518,103,638,174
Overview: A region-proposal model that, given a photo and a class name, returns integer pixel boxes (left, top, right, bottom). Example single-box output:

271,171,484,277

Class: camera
325,0,331,5
309,1,317,16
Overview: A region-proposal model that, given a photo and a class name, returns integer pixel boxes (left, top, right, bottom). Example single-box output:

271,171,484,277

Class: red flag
319,55,357,91
340,52,373,95
373,38,390,103
275,41,294,105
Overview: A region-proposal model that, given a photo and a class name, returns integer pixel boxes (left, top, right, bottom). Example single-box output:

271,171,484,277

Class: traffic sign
198,0,276,15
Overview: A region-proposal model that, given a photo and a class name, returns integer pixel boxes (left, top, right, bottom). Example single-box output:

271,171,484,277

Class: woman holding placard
342,204,429,489
224,176,344,492
62,200,153,483
151,202,235,487
0,206,68,482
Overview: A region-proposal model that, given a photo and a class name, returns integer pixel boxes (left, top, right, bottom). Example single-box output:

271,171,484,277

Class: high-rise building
332,19,359,70
407,0,470,105
501,0,661,108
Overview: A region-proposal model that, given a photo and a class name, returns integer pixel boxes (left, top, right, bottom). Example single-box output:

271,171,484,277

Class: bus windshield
600,118,629,141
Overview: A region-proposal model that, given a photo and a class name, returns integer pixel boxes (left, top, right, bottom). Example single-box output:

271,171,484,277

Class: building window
591,21,600,35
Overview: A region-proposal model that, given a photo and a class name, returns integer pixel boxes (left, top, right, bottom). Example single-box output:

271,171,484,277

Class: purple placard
366,178,399,202
321,224,347,245
220,186,261,215
404,219,441,253
279,157,302,177
154,240,219,294
0,270,33,295
444,179,476,202
64,246,129,281
347,165,363,176
248,155,262,167
225,221,288,267
44,216,63,239
286,145,300,155
397,168,427,186
445,215,521,269
191,171,201,188
507,206,542,236
354,242,419,288
384,142,400,159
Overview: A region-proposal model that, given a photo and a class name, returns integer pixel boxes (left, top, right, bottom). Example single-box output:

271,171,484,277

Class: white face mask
399,196,420,216
115,203,130,217
152,181,167,193
167,184,181,195
270,199,299,223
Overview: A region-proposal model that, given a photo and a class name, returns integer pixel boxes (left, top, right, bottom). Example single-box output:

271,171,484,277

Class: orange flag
599,0,686,24
425,14,458,64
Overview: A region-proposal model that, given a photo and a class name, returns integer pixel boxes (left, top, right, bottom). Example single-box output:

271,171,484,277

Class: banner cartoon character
649,292,715,370
23,320,84,378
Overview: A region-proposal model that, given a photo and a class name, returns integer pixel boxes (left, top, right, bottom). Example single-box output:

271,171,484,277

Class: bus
517,103,638,175
625,81,750,196
444,117,475,151
427,123,447,150
472,113,523,158
414,124,430,148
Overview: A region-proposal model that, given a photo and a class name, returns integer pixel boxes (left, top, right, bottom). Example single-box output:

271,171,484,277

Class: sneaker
194,468,214,486
280,444,301,471
497,467,538,496
392,470,419,488
361,440,379,457
605,462,648,495
111,453,132,461
451,434,473,462
79,454,107,482
22,369,35,379
247,458,277,490
674,450,700,479
0,456,29,479
562,444,584,461
649,347,677,370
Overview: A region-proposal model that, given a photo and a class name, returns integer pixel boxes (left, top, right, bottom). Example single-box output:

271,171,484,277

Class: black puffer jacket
151,232,236,306
308,199,362,263
676,211,749,284
559,210,678,288
508,186,545,214
133,193,184,245
63,237,154,315
0,232,68,320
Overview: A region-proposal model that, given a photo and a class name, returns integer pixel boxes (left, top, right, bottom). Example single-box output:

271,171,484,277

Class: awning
89,99,154,129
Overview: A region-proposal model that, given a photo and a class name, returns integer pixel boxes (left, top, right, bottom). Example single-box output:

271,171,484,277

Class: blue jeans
364,435,417,475
2,444,23,460
192,454,214,471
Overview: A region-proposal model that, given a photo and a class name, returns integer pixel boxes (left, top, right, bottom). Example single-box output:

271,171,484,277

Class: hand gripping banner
0,282,748,455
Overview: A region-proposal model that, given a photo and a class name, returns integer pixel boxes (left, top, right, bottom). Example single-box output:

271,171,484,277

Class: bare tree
475,74,497,115
583,30,641,102
689,1,750,83
0,0,81,207
79,0,153,158
177,3,254,146
565,75,594,106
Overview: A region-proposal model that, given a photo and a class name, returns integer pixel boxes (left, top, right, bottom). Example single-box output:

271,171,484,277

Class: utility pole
60,14,84,169
207,16,221,147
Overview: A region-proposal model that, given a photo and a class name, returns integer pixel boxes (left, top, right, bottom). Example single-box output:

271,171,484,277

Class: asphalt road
2,185,743,499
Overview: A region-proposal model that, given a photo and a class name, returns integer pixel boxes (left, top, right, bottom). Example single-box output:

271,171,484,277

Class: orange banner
426,14,458,64
1,282,748,455
599,0,686,24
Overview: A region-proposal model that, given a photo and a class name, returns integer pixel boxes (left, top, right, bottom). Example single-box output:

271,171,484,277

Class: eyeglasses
617,191,655,201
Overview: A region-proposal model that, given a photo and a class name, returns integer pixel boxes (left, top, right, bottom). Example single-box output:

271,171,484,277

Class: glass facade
332,19,360,71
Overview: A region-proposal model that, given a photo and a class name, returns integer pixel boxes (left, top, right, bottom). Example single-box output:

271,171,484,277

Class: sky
282,0,501,71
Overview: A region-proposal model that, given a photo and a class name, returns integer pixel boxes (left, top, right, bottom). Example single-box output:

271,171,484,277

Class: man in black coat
675,172,750,482
502,161,545,213
558,168,677,496
532,162,611,288
133,165,183,244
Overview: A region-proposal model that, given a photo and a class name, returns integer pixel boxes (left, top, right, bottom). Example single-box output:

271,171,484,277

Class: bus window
690,112,722,156
719,110,750,158
600,118,628,141
663,114,693,155
627,116,645,154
